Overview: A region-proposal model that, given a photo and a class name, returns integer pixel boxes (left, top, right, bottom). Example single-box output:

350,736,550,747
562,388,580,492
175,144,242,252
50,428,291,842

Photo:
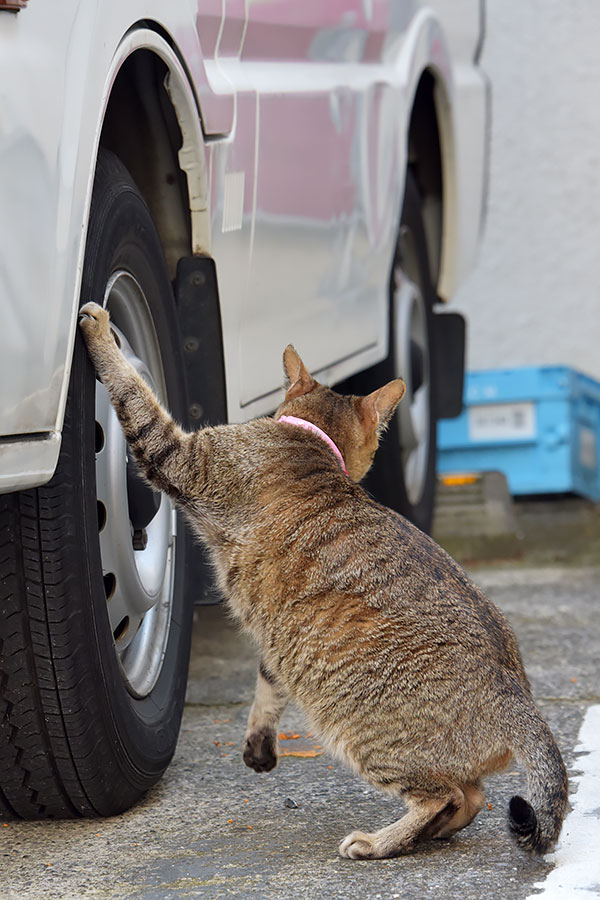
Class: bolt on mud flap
174,255,228,604
433,310,466,420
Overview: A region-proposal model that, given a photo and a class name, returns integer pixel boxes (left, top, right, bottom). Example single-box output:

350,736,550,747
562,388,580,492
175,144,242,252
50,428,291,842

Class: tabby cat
79,301,567,859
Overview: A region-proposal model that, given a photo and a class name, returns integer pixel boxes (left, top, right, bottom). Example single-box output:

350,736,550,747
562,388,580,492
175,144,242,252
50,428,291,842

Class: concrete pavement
2,564,598,900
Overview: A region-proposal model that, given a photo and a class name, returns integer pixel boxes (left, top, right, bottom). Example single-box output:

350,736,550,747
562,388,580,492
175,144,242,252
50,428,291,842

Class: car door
194,0,246,135
236,0,397,406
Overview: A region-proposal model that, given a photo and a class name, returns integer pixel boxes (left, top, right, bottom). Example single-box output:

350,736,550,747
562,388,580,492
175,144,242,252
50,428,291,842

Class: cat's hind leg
243,660,289,773
431,783,485,839
339,787,465,859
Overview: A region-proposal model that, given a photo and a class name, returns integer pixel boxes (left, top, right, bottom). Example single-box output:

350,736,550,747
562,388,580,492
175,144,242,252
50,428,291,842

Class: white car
0,0,488,818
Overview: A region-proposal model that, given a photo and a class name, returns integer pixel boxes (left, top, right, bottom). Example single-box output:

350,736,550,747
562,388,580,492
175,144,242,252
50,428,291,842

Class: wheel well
100,50,194,278
407,70,444,292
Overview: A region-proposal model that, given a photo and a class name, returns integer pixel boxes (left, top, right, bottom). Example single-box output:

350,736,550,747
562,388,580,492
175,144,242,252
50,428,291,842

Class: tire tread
0,492,84,818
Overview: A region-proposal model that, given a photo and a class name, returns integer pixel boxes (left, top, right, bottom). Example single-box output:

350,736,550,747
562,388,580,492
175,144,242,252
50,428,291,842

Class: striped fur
79,303,568,859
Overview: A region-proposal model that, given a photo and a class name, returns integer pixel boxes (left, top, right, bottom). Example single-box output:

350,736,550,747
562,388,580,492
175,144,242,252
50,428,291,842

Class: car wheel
0,148,191,818
341,170,437,533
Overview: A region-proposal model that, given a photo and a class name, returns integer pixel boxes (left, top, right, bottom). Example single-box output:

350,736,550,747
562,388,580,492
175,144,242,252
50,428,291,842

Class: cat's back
246,463,524,678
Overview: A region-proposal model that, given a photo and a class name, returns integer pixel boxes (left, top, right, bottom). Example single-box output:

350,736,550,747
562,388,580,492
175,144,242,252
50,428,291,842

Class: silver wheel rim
94,271,176,699
393,228,431,507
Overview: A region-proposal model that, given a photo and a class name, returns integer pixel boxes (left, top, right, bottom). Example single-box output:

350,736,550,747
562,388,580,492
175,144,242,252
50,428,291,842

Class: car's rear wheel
340,170,437,533
0,148,191,818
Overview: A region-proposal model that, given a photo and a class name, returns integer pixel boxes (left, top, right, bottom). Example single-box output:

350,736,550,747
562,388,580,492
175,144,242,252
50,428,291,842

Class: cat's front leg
79,302,195,504
243,660,289,773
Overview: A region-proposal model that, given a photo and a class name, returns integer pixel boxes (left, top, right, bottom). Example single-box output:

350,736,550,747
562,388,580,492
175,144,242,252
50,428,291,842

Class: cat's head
275,346,405,482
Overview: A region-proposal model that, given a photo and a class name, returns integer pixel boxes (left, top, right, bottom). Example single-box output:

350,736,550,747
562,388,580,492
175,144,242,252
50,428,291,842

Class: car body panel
0,0,487,490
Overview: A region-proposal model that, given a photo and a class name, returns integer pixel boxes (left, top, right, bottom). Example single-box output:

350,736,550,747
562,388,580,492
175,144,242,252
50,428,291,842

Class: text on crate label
578,426,597,471
468,402,536,442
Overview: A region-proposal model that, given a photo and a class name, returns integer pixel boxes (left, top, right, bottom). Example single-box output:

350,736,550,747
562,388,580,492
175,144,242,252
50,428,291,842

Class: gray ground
2,508,599,899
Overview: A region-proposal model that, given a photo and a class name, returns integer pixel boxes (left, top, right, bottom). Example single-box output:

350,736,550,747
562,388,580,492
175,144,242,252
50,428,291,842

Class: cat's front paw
339,830,377,860
79,300,109,329
242,728,278,773
79,302,115,352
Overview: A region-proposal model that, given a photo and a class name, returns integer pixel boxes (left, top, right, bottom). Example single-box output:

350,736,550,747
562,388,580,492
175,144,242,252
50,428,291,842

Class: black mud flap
433,310,466,420
175,255,227,604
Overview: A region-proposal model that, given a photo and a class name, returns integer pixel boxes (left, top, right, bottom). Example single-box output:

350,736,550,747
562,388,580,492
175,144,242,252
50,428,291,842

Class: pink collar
278,415,348,475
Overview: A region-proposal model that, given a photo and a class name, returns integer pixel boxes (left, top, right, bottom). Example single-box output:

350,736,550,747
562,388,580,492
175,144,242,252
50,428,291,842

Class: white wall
453,1,600,380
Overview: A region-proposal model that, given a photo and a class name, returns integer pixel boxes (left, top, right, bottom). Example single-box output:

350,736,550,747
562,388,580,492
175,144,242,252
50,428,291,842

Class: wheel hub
126,456,161,532
393,257,431,508
93,272,176,699
410,338,425,394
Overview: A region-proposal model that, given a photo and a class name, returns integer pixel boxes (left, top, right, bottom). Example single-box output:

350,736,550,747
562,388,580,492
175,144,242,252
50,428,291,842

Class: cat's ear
359,379,406,434
283,345,316,400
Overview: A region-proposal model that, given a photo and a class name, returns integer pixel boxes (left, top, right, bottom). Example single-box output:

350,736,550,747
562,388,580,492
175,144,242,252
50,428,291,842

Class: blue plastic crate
437,366,600,500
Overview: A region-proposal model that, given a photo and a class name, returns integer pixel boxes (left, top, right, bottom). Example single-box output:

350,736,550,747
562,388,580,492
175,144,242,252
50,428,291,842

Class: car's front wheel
0,148,191,818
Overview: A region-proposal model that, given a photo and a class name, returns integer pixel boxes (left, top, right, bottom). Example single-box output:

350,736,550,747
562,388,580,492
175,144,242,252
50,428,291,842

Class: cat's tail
508,706,568,854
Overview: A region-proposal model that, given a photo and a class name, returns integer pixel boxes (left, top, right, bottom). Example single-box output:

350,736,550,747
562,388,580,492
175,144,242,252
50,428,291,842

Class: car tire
341,169,437,533
0,148,191,818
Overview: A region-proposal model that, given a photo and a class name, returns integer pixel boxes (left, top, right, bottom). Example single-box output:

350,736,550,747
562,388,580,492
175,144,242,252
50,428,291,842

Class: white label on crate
578,426,597,471
468,402,536,442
